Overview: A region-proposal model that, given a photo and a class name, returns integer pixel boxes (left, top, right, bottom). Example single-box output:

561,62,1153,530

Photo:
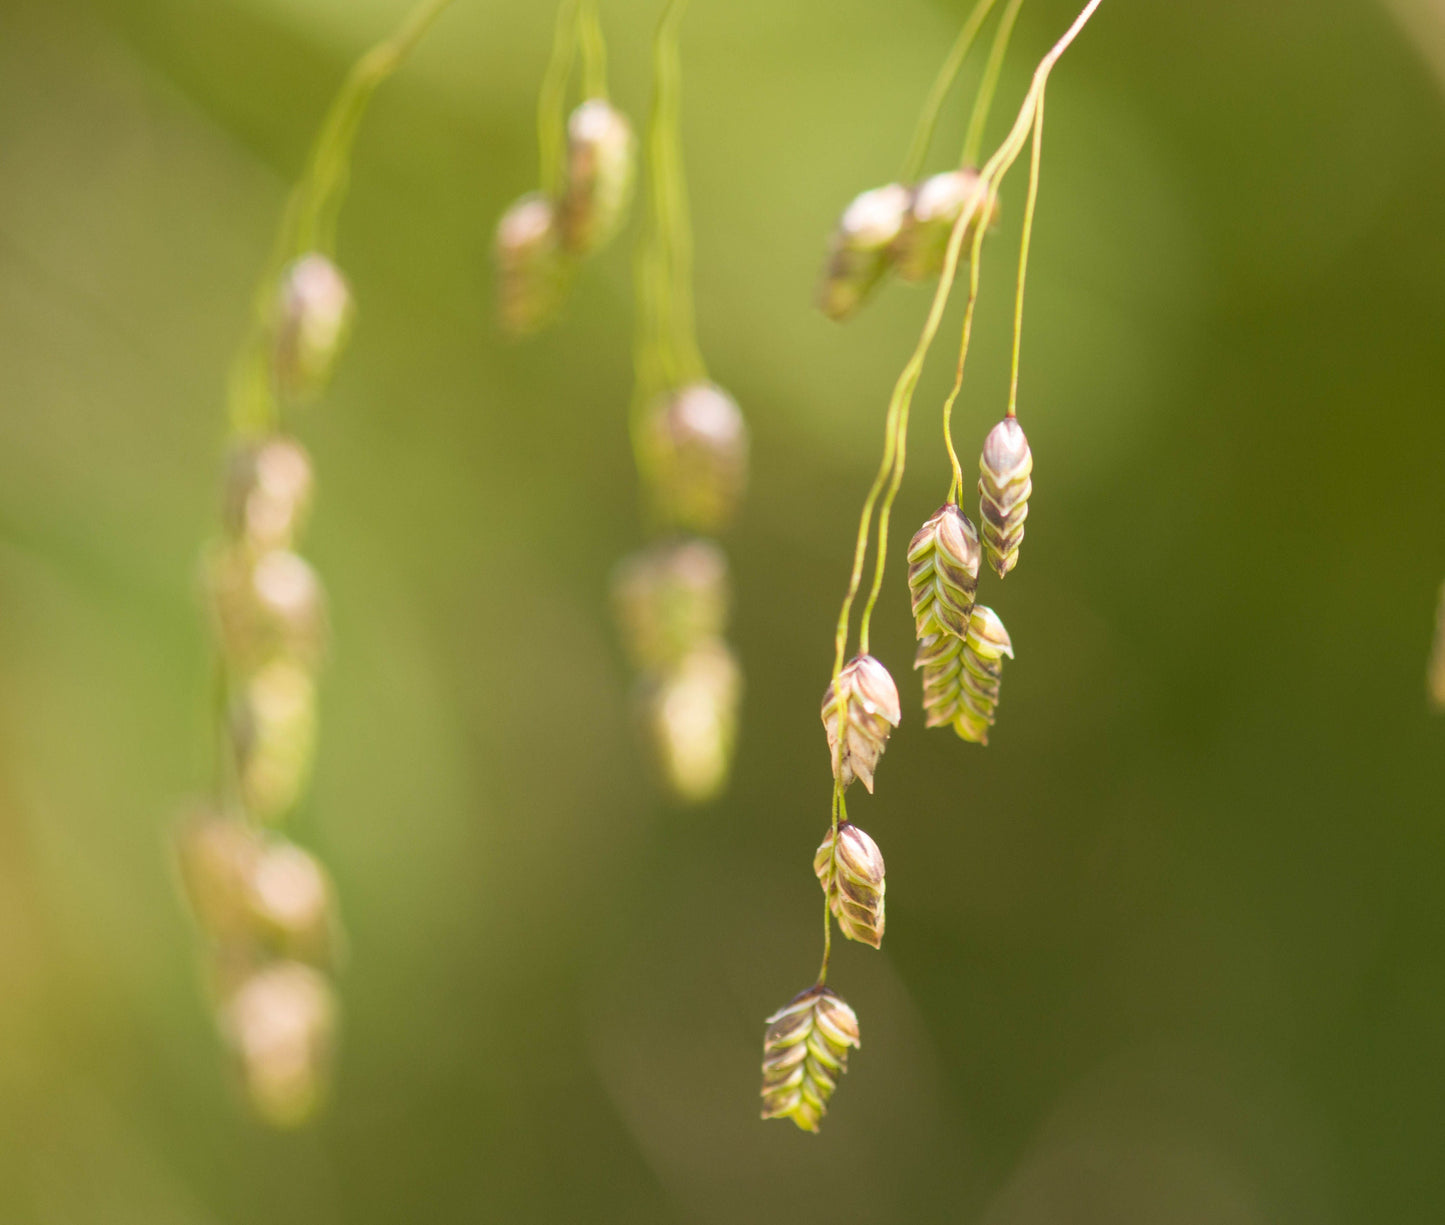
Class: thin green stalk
899,0,999,184
961,0,1024,166
539,0,582,198
1007,92,1045,417
578,0,609,99
227,0,459,436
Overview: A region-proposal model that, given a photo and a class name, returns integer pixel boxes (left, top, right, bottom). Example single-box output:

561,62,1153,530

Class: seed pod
612,539,730,672
907,503,980,639
495,192,569,337
914,630,965,729
895,168,999,282
760,985,861,1133
816,184,911,322
814,822,885,949
273,254,353,402
223,960,336,1128
174,809,261,942
246,839,339,966
641,640,742,804
954,604,1014,745
207,545,329,670
223,436,314,552
821,654,901,794
978,417,1033,577
231,659,318,823
644,383,749,533
1430,580,1445,711
560,99,636,255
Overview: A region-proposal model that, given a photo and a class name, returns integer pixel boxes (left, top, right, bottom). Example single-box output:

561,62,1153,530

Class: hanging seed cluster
766,0,1104,1133
181,253,351,1128
818,169,998,322
495,22,636,337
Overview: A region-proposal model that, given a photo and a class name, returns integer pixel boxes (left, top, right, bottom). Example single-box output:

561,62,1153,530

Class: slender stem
942,212,992,500
578,0,609,99
1008,93,1045,417
539,0,582,198
899,0,1000,183
962,0,1024,166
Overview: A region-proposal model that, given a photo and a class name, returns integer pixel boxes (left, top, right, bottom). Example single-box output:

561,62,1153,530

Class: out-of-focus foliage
1,0,1444,1221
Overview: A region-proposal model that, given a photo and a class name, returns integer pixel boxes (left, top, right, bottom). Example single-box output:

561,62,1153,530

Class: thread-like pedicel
978,416,1033,577
821,654,902,793
954,603,1014,744
814,822,885,949
760,985,861,1132
907,502,981,639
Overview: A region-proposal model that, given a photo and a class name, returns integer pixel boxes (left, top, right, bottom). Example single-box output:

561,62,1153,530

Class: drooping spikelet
760,985,861,1132
560,99,636,255
1430,580,1445,711
894,168,999,282
494,192,568,336
223,436,314,553
640,640,742,804
954,604,1014,745
817,184,911,322
914,629,965,729
814,822,885,949
643,382,749,533
907,503,981,639
821,654,902,794
273,254,353,403
978,417,1033,577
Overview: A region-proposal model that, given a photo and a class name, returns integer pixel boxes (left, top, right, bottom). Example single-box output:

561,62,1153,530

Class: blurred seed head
223,435,314,552
894,168,999,282
273,254,353,403
231,659,318,823
907,502,981,640
760,985,861,1133
644,382,749,533
817,183,910,321
560,99,637,255
979,417,1033,578
206,545,329,671
814,821,886,949
223,961,336,1129
954,604,1014,745
1430,581,1445,710
612,538,730,672
247,839,339,966
495,192,569,337
174,808,261,943
821,653,901,794
641,640,742,804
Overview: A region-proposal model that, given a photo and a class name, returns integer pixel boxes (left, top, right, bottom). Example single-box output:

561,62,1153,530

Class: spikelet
914,630,965,729
246,839,340,967
907,503,980,639
273,254,353,403
223,436,314,553
175,808,261,942
230,659,318,823
206,545,329,671
895,168,999,282
611,539,730,672
644,383,749,533
641,640,742,804
978,417,1033,577
821,654,901,793
560,99,636,255
495,192,568,336
817,184,911,321
954,604,1014,744
1430,580,1445,711
223,960,337,1128
814,822,885,949
760,985,861,1132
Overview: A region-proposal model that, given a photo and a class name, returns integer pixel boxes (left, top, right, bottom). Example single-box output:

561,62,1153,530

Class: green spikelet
954,604,1014,744
895,168,999,283
560,99,636,255
907,503,980,639
914,630,965,729
821,654,902,794
978,417,1033,577
760,985,861,1133
817,184,910,322
814,822,885,949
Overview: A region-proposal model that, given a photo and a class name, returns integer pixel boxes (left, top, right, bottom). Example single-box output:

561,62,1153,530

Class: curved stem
538,0,582,198
899,0,999,183
1008,93,1045,417
962,0,1024,166
578,0,609,99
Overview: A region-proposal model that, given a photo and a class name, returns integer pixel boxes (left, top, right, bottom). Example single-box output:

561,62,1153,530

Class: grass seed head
223,436,314,553
907,502,980,639
495,192,569,336
273,254,353,403
230,659,318,823
223,960,336,1129
821,654,902,793
644,382,749,533
979,417,1033,577
817,184,911,321
760,985,861,1132
814,821,886,949
641,640,742,804
561,99,637,255
895,168,998,282
612,539,730,672
953,604,1014,744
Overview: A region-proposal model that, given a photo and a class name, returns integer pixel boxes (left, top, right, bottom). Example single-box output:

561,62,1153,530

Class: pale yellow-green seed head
644,382,749,534
612,539,730,673
560,99,637,255
230,659,318,824
821,653,901,793
641,640,742,804
494,192,569,337
979,417,1033,578
760,985,861,1132
273,254,353,403
895,168,999,282
907,502,980,639
817,184,910,322
223,435,314,553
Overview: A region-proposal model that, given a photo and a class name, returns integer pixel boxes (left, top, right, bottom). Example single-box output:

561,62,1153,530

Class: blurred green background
3,0,1445,1220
